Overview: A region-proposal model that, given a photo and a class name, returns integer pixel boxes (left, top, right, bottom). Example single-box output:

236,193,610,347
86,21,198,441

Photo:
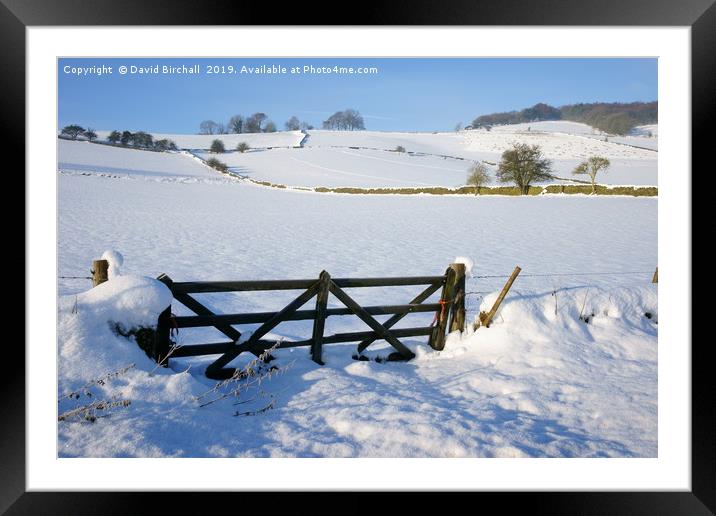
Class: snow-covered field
58,139,214,180
57,128,657,458
189,128,657,188
489,121,659,152
194,147,472,188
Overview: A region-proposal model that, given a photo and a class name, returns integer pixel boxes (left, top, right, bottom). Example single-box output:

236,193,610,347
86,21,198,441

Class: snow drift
58,268,657,458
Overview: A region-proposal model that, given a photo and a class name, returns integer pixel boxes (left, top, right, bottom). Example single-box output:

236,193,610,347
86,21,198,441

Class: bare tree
466,162,491,194
573,156,611,194
496,143,553,195
342,109,365,130
84,128,98,142
285,116,301,131
228,115,244,134
322,109,365,131
245,113,267,133
199,120,219,135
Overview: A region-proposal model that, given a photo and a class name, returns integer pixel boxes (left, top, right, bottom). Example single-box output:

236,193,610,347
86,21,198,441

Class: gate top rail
168,275,446,294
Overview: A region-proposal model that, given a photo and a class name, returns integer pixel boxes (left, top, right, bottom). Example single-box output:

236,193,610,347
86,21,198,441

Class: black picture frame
8,0,710,512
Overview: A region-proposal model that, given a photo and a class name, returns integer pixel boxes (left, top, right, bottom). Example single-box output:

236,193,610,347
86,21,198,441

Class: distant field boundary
307,184,658,197
241,176,657,197
189,145,659,198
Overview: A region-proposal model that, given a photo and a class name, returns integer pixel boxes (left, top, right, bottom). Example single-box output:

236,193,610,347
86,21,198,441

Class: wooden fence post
154,306,172,366
652,267,658,284
448,263,466,333
479,266,521,328
91,259,109,287
429,266,456,351
311,271,330,365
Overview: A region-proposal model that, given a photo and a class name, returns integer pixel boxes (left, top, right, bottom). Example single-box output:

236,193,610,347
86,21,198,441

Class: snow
101,249,123,279
631,124,658,137
69,274,172,329
58,269,657,458
489,120,605,136
194,147,473,188
56,128,658,458
454,256,474,277
58,139,217,180
198,130,656,187
485,121,658,152
66,128,656,188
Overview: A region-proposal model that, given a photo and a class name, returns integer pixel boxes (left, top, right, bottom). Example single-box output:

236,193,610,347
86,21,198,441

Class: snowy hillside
207,129,656,187
69,126,657,188
489,120,604,136
58,139,215,180
194,147,472,188
483,121,658,152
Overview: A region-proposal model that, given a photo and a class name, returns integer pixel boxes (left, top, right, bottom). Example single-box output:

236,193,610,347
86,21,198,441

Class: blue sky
58,58,657,133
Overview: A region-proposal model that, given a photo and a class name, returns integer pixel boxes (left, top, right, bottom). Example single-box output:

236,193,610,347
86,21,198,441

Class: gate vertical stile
448,263,466,333
429,266,456,351
311,271,330,365
155,306,172,366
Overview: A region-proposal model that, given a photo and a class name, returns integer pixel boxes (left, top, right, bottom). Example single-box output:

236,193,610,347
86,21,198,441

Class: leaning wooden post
479,266,521,328
652,267,658,284
448,263,466,333
154,306,172,366
91,259,109,287
311,271,330,365
429,266,456,351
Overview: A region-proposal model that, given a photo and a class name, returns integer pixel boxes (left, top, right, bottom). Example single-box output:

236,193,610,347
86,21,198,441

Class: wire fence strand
472,270,654,279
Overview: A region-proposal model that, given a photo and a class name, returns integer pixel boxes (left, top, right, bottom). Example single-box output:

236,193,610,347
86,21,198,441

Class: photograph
56,56,659,459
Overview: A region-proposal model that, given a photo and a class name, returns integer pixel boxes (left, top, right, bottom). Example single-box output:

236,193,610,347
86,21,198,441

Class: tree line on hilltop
198,109,365,134
469,101,657,135
60,125,178,151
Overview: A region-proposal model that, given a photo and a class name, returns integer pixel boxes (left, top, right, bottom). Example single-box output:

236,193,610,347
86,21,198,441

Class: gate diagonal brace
159,273,265,360
356,280,442,354
205,281,321,379
328,280,415,360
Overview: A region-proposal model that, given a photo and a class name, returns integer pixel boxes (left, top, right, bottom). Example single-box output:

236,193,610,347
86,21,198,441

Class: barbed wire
59,275,93,280
471,270,654,279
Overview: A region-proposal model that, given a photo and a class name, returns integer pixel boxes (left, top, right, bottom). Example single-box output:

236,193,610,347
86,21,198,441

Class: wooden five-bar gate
154,263,466,379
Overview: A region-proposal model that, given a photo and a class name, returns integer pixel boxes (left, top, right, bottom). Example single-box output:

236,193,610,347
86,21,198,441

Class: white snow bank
57,139,216,179
58,279,657,457
475,284,658,331
71,274,172,330
58,274,204,445
454,256,474,278
101,249,123,279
